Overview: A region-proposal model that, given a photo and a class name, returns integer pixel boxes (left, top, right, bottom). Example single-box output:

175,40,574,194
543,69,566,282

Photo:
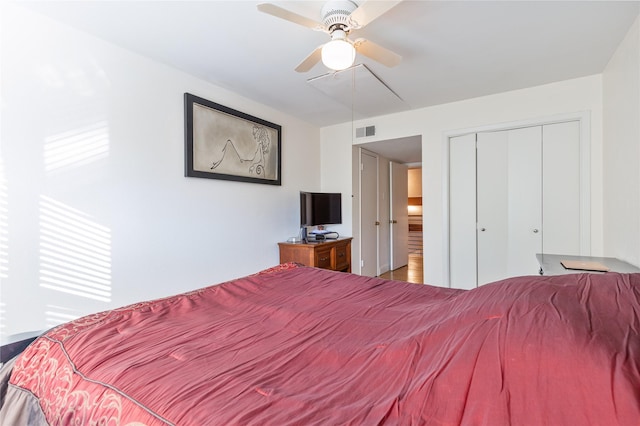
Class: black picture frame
184,93,282,185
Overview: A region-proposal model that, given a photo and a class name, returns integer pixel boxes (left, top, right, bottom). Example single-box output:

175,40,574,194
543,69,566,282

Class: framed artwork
184,93,281,185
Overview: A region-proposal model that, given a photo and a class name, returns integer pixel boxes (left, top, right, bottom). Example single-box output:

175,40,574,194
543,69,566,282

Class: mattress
1,263,639,425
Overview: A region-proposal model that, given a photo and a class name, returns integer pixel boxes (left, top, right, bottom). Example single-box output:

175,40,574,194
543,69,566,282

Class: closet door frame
442,111,591,288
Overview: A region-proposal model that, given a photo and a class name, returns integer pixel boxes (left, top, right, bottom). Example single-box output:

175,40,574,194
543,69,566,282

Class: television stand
278,238,352,272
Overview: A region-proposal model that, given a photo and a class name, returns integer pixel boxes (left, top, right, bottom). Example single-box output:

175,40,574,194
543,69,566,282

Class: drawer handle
320,257,329,262
338,253,345,257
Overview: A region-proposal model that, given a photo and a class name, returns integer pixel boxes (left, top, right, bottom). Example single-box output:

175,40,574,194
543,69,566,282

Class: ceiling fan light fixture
258,1,403,73
321,38,355,71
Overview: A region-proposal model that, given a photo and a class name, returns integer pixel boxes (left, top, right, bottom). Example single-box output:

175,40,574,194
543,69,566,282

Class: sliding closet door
449,120,585,289
476,131,509,284
476,127,542,285
505,127,543,278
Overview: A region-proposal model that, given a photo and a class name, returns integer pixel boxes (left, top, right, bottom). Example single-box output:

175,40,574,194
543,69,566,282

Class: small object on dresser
561,260,610,272
310,229,340,240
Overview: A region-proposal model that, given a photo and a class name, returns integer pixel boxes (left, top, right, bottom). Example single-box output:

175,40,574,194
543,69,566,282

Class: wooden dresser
278,238,352,273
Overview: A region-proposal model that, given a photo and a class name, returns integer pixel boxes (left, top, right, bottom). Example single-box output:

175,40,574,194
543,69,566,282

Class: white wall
320,124,353,237
408,169,422,198
321,76,604,286
603,16,640,267
0,4,321,337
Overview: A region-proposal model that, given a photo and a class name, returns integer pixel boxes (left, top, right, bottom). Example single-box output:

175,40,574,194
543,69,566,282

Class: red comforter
4,264,640,425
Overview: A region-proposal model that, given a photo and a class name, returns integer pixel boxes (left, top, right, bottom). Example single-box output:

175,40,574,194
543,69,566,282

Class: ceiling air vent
356,125,375,138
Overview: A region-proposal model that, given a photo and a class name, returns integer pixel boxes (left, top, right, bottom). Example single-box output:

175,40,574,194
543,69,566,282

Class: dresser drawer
335,243,349,271
315,247,333,269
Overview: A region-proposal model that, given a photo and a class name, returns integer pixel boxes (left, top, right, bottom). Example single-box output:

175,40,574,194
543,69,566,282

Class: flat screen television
300,191,342,227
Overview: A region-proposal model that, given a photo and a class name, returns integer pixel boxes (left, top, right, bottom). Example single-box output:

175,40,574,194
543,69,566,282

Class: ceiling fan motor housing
321,0,358,32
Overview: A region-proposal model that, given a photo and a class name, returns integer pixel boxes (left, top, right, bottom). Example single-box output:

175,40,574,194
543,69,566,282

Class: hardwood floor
379,254,424,284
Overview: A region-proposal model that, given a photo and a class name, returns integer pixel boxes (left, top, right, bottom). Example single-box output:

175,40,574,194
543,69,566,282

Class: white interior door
449,134,477,290
477,126,542,285
390,162,408,270
360,150,379,277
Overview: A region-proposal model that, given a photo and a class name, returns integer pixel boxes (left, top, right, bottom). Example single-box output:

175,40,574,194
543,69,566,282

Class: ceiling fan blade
295,46,323,73
354,38,402,68
257,3,326,31
348,0,403,29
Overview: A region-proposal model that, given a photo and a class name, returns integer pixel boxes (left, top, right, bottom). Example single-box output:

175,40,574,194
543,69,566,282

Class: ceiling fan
257,0,403,72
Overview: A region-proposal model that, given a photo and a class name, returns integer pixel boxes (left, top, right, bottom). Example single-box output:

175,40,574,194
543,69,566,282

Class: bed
1,262,639,425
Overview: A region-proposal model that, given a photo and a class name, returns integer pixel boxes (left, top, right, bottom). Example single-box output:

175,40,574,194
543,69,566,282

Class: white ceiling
21,1,640,163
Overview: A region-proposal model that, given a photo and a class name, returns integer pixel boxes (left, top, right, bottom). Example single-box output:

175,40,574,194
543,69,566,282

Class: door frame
442,111,591,287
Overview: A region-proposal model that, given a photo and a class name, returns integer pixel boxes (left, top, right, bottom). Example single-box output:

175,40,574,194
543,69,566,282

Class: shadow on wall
1,118,114,340
38,195,112,303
